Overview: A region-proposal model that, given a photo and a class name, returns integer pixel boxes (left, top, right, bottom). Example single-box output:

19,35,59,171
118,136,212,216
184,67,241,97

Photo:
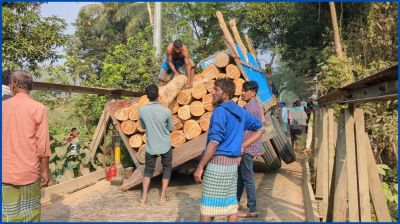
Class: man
194,78,265,222
137,84,174,205
237,81,264,218
2,70,12,101
159,39,194,88
65,127,79,143
2,71,51,221
280,101,289,137
288,99,308,149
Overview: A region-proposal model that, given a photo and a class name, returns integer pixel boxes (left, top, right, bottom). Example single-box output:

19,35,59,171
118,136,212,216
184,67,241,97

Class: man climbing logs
159,39,195,88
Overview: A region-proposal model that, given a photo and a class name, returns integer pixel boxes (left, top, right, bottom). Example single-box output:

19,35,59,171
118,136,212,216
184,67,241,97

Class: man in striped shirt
237,81,263,218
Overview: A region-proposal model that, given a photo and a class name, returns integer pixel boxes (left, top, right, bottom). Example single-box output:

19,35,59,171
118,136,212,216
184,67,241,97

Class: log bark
159,75,188,107
171,130,186,148
215,52,232,68
114,108,129,121
234,78,245,96
129,134,143,148
205,80,215,93
216,11,238,57
138,95,149,106
191,83,207,100
136,120,146,132
183,120,202,140
201,64,219,80
128,104,139,121
202,94,214,111
226,64,241,79
199,112,212,132
177,89,192,105
137,145,146,164
190,101,205,117
178,105,191,121
121,120,137,135
172,115,183,131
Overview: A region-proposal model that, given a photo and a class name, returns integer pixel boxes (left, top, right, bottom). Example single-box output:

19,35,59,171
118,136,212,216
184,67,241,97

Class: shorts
159,56,194,79
144,149,173,180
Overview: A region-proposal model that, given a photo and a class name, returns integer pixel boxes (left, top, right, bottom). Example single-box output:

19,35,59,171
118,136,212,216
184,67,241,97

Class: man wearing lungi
194,78,265,222
237,81,264,218
159,39,195,88
2,71,51,222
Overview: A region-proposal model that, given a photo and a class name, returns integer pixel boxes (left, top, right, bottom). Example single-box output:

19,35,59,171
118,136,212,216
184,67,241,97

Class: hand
40,171,49,187
194,167,204,184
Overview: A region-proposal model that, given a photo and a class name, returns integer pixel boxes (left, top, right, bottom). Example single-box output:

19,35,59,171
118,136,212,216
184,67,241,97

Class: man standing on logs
159,39,194,88
137,84,174,205
2,71,51,221
237,81,263,218
194,78,265,222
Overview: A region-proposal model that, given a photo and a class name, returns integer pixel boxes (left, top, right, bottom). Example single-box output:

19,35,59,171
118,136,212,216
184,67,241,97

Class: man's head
213,78,235,105
145,84,159,102
9,70,33,95
172,39,183,54
241,81,258,102
71,128,79,137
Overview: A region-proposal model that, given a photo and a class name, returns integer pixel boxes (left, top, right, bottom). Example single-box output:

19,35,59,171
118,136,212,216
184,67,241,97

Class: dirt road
41,159,305,222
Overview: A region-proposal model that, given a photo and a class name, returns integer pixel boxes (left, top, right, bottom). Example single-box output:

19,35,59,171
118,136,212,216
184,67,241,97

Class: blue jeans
237,153,257,213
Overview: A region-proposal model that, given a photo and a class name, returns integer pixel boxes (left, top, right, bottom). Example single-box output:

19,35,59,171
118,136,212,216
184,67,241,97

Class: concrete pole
153,2,162,56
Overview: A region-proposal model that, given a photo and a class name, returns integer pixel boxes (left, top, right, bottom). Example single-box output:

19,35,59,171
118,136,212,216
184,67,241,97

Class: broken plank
89,109,111,160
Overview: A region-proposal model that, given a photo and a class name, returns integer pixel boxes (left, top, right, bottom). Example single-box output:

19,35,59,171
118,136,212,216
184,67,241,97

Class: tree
329,2,343,57
2,2,68,76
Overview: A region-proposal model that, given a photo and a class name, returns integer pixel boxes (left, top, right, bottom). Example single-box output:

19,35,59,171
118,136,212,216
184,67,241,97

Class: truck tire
270,116,296,164
261,138,281,171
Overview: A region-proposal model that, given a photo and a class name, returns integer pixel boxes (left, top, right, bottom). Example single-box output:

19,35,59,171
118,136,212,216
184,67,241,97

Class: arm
183,48,193,87
40,157,50,187
194,142,218,183
36,107,51,187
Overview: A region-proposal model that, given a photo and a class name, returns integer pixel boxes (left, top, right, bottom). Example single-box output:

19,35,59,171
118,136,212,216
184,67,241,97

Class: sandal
159,196,169,203
137,198,146,206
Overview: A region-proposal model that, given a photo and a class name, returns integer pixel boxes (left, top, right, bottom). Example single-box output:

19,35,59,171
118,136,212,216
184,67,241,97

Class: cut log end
190,101,205,117
121,120,137,135
199,112,212,132
178,105,191,121
137,145,146,164
129,134,143,148
171,130,186,148
226,64,241,79
183,120,202,140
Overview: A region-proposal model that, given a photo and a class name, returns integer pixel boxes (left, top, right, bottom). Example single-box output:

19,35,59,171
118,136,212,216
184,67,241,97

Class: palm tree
81,2,151,38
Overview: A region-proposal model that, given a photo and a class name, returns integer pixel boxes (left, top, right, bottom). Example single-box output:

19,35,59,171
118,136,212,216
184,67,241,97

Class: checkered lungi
2,180,41,222
200,155,241,217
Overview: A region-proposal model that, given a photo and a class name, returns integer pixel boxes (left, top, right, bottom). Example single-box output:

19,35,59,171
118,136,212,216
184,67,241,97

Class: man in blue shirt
194,78,265,222
137,84,174,206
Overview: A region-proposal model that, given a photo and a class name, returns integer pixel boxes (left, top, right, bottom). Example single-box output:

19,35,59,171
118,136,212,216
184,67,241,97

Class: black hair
10,70,33,90
145,84,159,101
71,128,77,132
2,70,11,85
242,81,259,93
173,39,183,48
214,78,235,100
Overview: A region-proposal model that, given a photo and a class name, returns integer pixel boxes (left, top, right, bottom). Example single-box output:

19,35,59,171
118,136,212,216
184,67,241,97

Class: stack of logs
113,52,247,164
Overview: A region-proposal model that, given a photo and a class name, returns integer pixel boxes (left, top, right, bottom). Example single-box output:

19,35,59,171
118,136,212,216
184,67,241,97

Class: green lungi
2,180,41,222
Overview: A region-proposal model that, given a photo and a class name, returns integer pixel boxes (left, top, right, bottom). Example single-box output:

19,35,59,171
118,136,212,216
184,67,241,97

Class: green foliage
2,2,68,76
377,164,398,221
318,55,354,95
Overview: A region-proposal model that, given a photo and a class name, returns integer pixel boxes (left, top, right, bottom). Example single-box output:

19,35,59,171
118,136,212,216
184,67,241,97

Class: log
128,104,139,121
199,112,212,132
234,78,245,96
136,120,145,133
183,120,202,140
201,64,219,80
178,105,191,121
190,101,205,117
129,134,143,148
194,74,203,82
159,75,188,107
137,145,146,164
205,80,215,93
177,89,192,105
191,83,207,100
244,34,257,60
226,64,241,79
215,52,231,68
216,73,227,79
138,95,149,106
232,97,239,103
237,97,246,107
171,130,186,148
142,133,146,143
172,115,183,131
114,107,129,121
202,94,214,111
121,120,137,135
215,11,238,57
170,100,179,114
229,19,248,62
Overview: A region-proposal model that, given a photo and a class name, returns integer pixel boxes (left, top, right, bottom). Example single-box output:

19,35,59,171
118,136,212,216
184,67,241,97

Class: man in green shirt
137,84,174,205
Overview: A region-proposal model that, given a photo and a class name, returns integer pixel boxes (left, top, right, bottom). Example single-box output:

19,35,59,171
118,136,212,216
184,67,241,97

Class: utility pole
153,2,162,56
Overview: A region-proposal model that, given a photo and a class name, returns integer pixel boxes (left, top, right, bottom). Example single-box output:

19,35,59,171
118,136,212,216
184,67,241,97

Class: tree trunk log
128,104,140,121
199,112,212,132
121,120,137,135
172,115,183,131
142,133,146,143
205,80,215,93
171,130,186,148
137,145,146,164
202,94,214,111
136,120,145,132
183,120,202,140
191,83,207,100
190,101,205,117
129,134,143,148
159,75,188,107
202,64,219,80
234,78,245,96
170,100,179,114
177,89,192,105
114,108,129,121
226,64,241,79
329,2,343,58
138,95,150,106
215,52,232,68
216,73,227,79
178,105,191,121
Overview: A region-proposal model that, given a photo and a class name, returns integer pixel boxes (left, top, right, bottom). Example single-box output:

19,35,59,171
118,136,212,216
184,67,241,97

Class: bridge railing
306,64,397,222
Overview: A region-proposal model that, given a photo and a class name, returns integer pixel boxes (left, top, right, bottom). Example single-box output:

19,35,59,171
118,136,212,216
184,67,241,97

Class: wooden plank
215,11,238,57
228,19,248,62
315,109,324,199
303,155,321,222
41,169,105,203
327,109,336,196
89,108,111,160
121,133,208,190
244,34,257,59
353,108,371,221
344,109,360,221
320,108,329,221
363,132,392,221
331,110,348,221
